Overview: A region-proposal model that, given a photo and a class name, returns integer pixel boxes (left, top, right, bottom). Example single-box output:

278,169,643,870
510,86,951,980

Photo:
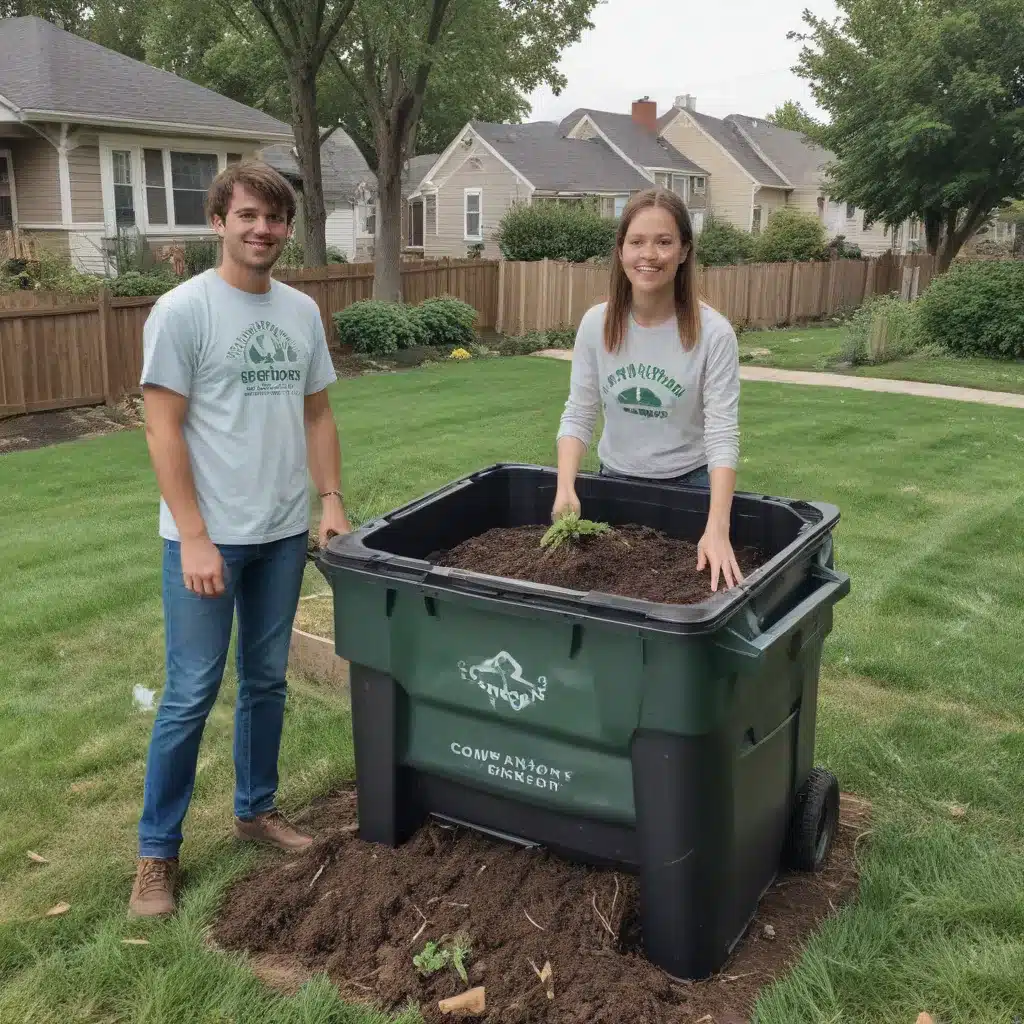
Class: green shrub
333,300,419,355
109,270,180,297
840,295,921,365
183,239,220,276
327,246,348,263
496,329,574,356
412,296,477,347
278,237,304,267
915,260,1024,359
496,201,617,262
827,234,863,260
754,208,828,263
696,215,756,266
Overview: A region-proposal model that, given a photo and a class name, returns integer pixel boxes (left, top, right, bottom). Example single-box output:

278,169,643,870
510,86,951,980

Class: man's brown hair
205,160,297,225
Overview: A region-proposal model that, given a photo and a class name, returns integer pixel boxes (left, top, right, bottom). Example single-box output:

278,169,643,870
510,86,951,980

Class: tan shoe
128,857,178,918
234,809,313,853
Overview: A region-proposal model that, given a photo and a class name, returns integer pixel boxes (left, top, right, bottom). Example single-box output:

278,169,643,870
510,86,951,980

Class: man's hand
180,534,226,597
318,497,351,548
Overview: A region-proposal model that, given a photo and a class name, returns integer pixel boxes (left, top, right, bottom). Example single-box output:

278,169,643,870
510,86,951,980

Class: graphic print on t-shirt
601,362,685,420
225,320,307,397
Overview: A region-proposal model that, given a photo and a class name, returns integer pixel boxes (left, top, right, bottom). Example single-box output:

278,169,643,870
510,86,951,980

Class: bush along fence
495,252,935,336
0,260,498,418
2,252,933,418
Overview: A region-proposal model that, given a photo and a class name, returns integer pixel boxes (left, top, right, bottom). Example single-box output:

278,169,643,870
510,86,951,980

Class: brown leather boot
234,809,313,853
128,857,178,918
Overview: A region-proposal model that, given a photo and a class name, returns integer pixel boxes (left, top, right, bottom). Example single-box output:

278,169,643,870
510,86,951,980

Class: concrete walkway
534,350,1024,410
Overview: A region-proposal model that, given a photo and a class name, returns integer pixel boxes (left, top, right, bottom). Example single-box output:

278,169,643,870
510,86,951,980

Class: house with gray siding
0,15,293,272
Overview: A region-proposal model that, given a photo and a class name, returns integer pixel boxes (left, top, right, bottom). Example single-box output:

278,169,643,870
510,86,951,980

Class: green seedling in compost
413,932,473,984
540,511,611,552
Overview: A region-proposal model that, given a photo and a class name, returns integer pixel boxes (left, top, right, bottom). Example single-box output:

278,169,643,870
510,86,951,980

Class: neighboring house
0,15,293,273
408,112,675,258
560,100,710,231
658,97,907,255
261,130,375,261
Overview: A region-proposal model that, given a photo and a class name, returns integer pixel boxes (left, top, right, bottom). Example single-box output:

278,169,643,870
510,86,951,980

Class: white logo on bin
457,651,547,713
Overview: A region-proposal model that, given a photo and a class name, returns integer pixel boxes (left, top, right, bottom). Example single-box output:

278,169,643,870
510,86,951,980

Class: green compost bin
317,463,850,980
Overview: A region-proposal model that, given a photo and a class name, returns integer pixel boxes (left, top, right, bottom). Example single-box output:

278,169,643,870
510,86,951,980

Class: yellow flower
449,347,472,360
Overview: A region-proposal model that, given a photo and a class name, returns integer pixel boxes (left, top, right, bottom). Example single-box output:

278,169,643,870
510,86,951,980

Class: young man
129,161,350,918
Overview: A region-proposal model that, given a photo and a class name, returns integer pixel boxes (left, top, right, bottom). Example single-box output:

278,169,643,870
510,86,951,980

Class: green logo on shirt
227,320,306,396
602,363,684,420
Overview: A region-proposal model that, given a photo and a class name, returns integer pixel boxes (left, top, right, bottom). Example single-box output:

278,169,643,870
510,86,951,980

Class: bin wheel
784,767,839,872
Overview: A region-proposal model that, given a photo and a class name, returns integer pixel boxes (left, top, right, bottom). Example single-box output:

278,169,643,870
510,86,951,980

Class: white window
361,201,377,236
669,174,687,198
464,188,482,241
691,210,705,235
112,150,135,227
170,152,218,226
614,195,627,219
752,205,762,235
102,141,232,234
693,176,706,195
846,202,856,220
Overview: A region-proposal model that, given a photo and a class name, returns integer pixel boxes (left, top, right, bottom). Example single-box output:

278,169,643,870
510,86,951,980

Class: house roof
403,154,438,194
0,16,292,141
726,114,830,186
471,120,652,193
559,108,707,175
261,130,372,201
664,106,791,188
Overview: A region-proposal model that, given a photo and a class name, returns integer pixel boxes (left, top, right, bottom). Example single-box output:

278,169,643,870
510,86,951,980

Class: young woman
553,187,743,591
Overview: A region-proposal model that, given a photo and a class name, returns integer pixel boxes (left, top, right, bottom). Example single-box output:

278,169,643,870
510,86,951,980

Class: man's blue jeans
138,531,308,859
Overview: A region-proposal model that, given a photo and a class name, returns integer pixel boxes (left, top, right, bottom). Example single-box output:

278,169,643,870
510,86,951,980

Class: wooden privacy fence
1,252,934,418
495,252,936,336
0,259,500,418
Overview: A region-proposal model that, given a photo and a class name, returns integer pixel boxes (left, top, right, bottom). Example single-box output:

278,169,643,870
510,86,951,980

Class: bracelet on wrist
319,490,343,502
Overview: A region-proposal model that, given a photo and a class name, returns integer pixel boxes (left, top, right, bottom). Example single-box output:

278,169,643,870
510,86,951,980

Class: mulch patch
212,786,869,1023
433,525,768,605
0,397,144,453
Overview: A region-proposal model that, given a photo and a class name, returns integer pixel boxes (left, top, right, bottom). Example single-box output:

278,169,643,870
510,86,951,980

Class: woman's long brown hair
603,187,702,354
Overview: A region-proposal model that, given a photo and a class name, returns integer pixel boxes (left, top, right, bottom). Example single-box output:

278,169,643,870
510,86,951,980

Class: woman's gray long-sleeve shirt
556,301,740,478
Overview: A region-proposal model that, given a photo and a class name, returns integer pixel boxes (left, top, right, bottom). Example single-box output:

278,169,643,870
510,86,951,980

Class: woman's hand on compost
697,522,744,592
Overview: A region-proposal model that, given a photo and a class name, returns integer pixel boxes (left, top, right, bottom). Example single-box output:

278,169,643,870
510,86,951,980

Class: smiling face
212,182,291,273
619,205,690,298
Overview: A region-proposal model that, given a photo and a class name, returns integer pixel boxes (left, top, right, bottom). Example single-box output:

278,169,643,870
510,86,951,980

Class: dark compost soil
433,525,768,605
212,787,869,1023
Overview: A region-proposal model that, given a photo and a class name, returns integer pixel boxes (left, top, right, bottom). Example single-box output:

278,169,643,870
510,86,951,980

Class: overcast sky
526,0,840,124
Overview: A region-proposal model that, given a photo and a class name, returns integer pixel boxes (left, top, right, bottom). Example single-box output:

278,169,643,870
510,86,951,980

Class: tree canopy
791,0,1024,269
765,99,822,141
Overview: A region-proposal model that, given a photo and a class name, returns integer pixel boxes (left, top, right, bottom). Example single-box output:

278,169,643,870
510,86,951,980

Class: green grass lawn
2,357,1024,1023
740,324,1024,394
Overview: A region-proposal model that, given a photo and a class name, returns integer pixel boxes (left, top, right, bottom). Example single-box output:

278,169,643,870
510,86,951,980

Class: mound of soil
212,787,868,1023
433,525,768,605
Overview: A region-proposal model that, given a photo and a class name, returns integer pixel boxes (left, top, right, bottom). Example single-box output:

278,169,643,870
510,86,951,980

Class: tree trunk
288,63,327,267
924,209,944,257
372,127,404,302
938,201,994,273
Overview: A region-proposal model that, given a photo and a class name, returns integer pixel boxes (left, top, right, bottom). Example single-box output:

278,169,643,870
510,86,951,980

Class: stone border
288,627,349,692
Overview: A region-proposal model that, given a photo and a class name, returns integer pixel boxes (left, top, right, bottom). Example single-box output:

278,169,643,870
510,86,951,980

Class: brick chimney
631,96,658,133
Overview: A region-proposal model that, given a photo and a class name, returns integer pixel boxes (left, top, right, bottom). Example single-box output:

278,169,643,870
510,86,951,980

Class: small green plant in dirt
413,933,472,984
840,295,922,366
541,511,611,552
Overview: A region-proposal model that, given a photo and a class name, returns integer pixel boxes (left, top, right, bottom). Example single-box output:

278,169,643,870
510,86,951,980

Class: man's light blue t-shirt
140,269,337,545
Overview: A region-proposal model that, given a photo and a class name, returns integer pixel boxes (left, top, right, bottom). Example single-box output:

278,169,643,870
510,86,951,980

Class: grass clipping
540,512,611,553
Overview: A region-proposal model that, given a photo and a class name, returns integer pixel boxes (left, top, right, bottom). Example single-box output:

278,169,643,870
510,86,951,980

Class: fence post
518,262,526,336
566,264,574,327
97,287,114,405
826,259,838,316
496,260,505,334
786,262,797,326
